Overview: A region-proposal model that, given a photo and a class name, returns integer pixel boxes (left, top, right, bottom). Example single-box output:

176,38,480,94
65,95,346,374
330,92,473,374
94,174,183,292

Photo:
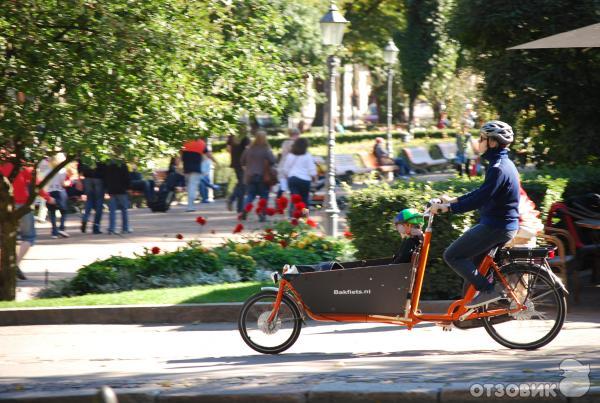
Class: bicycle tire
238,290,302,354
482,264,566,350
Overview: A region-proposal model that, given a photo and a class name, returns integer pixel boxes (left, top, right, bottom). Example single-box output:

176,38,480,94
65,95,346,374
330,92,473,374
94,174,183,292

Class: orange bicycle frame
268,211,527,328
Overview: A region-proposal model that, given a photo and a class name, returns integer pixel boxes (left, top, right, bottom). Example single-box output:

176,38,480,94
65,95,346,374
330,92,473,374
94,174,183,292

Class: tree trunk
0,176,18,301
408,90,418,130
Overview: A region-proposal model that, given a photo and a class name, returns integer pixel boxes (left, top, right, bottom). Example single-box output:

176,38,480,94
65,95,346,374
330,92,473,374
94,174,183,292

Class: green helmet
394,208,424,226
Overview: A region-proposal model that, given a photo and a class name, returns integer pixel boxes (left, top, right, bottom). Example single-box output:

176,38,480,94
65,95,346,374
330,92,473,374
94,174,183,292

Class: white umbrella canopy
508,22,600,49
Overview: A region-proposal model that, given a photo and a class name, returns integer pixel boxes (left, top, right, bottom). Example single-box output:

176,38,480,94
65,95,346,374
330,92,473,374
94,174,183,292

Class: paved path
0,312,598,398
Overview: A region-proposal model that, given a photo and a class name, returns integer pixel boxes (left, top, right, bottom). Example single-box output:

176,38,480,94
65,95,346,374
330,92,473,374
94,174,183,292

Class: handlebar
423,198,442,217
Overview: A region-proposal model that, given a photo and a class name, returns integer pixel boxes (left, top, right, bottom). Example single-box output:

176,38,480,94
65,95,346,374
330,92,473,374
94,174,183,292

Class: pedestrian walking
281,137,317,211
226,128,250,213
240,131,276,222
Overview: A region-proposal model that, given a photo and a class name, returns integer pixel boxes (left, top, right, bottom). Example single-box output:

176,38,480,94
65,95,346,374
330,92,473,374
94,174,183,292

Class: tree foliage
0,0,320,300
451,0,600,164
393,0,461,127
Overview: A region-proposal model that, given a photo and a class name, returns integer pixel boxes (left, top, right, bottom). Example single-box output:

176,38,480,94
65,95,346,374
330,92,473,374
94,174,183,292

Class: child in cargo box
392,208,424,264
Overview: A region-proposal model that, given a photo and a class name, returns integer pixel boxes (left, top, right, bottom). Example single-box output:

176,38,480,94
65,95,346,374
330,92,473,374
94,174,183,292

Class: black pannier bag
286,258,413,316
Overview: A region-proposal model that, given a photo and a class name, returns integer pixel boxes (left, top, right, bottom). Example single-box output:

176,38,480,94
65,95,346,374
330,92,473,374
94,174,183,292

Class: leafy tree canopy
451,0,600,164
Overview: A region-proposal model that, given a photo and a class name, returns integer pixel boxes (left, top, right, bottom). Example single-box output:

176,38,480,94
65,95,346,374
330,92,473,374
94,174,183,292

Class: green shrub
347,165,600,299
210,129,475,153
43,218,354,298
347,181,477,299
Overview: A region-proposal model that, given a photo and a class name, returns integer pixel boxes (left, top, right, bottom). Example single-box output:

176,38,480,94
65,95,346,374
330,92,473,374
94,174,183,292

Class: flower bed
40,196,355,298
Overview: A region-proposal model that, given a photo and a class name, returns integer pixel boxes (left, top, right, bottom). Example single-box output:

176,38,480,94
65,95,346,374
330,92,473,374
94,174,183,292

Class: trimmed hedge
347,167,600,299
210,128,475,153
347,180,479,300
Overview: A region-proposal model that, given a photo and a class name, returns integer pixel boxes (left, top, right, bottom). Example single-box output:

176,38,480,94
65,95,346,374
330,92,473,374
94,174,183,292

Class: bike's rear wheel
238,290,302,354
482,265,566,350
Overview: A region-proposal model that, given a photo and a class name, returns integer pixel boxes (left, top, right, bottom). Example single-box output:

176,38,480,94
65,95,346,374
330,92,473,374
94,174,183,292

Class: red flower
244,203,254,213
291,194,303,204
265,228,273,233
343,231,353,239
265,207,276,216
175,233,184,240
233,223,244,233
294,202,307,211
195,216,206,225
264,233,275,241
258,198,268,208
290,218,299,226
255,206,264,215
279,240,288,248
276,196,288,210
292,209,303,219
151,246,161,255
306,218,318,228
276,208,285,215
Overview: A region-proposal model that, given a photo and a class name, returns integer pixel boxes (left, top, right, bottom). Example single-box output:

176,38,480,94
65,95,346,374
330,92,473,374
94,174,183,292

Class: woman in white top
282,137,317,211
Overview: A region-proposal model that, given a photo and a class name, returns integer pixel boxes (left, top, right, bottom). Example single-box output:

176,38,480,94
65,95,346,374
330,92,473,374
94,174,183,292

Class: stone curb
0,385,596,403
0,301,453,326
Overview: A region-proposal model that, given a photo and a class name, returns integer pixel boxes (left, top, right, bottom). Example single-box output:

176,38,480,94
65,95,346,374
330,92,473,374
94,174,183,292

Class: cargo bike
238,201,568,354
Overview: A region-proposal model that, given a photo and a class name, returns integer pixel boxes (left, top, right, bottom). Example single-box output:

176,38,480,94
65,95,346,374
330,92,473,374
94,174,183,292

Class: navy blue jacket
450,148,520,230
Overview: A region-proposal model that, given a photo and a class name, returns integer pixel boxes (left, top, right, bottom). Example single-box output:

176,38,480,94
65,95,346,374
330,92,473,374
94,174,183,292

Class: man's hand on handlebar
430,202,449,214
439,194,457,204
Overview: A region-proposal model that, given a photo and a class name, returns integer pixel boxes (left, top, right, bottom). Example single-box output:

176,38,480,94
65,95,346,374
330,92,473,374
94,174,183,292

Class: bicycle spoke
529,289,555,302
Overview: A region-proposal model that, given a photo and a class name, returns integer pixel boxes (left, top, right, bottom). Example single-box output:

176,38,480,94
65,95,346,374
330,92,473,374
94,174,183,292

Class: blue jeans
288,176,311,214
16,204,36,245
48,190,67,235
228,167,246,213
82,178,104,232
245,175,269,212
108,194,130,233
185,172,202,210
443,224,517,292
394,158,411,176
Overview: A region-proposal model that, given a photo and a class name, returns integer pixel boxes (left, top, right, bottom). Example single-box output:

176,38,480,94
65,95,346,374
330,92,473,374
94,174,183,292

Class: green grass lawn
0,282,270,309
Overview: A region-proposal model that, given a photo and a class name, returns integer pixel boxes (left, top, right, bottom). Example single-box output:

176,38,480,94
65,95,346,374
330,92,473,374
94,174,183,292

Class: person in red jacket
0,161,55,280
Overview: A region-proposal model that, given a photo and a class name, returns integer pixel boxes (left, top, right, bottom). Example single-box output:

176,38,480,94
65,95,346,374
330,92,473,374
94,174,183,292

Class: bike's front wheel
482,265,566,350
238,290,302,354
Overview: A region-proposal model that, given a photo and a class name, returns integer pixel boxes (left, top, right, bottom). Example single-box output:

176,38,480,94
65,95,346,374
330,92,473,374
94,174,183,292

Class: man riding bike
431,120,520,308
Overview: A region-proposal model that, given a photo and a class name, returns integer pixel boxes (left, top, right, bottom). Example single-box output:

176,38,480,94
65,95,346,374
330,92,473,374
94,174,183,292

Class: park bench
312,154,371,184
402,146,448,173
357,151,398,179
432,142,458,161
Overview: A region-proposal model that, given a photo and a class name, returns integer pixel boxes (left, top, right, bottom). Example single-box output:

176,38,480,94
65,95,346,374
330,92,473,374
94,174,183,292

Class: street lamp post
383,40,399,168
320,2,348,237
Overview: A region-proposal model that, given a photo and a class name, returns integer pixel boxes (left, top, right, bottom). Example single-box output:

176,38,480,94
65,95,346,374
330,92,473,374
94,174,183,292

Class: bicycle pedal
435,322,454,331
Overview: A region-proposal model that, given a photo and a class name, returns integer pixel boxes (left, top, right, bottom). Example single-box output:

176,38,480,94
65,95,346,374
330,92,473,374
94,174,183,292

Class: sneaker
185,208,197,212
465,284,506,309
57,230,69,238
81,221,87,233
93,229,103,235
108,230,117,235
16,266,27,280
51,235,58,239
122,229,133,234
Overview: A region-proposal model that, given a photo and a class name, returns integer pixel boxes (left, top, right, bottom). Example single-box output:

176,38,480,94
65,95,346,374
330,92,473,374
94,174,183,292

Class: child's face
396,223,413,238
